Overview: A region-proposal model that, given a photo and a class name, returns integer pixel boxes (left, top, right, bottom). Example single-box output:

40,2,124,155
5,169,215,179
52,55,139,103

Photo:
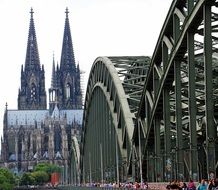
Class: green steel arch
134,0,218,183
70,136,80,185
81,56,150,184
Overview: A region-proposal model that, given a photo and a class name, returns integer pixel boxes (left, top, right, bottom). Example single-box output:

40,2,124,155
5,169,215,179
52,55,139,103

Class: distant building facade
0,8,83,178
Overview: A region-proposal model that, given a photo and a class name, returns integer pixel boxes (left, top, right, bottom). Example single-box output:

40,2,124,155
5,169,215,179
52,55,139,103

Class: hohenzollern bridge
69,0,218,186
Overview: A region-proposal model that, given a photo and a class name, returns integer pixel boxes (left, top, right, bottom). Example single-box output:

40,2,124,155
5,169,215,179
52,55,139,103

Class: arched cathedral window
66,83,71,99
31,83,36,100
50,90,56,102
54,125,62,152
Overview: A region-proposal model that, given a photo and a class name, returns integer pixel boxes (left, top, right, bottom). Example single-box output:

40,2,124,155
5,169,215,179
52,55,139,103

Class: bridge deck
57,183,168,190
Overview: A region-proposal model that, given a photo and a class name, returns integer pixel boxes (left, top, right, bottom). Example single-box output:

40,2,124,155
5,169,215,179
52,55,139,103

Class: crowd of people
73,178,218,189
166,178,218,190
81,181,149,189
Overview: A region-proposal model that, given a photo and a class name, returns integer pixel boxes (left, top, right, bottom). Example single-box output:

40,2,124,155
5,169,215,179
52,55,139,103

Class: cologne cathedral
0,8,83,178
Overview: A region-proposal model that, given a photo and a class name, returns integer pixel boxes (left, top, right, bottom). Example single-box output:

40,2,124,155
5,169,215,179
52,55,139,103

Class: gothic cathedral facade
0,8,83,181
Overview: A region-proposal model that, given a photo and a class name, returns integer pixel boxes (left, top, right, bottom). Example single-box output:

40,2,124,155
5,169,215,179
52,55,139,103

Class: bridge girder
70,136,80,185
80,56,150,183
134,0,218,182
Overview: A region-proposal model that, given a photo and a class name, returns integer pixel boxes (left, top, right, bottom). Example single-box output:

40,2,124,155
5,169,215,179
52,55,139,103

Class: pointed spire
30,7,34,18
51,53,57,88
5,102,8,111
60,7,76,71
18,8,47,110
24,8,40,71
3,102,8,129
65,7,69,18
77,61,80,72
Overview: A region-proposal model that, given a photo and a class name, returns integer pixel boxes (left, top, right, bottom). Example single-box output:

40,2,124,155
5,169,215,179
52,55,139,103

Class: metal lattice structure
80,56,150,183
70,137,80,185
134,0,218,182
79,0,218,184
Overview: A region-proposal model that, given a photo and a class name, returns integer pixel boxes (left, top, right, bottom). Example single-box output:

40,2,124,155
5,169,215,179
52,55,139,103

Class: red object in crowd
51,172,60,187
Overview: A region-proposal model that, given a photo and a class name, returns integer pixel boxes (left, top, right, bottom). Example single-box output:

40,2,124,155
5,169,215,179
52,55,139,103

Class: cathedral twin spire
50,7,82,111
25,8,41,72
60,7,76,72
18,7,82,111
18,8,46,110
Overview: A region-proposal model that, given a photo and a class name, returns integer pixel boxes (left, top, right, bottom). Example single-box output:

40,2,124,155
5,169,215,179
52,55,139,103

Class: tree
0,168,15,190
31,171,49,185
34,163,62,175
19,163,62,186
0,182,14,190
20,172,35,186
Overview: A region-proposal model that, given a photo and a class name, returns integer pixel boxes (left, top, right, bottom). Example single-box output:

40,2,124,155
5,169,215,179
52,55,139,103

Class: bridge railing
57,187,146,190
57,183,168,190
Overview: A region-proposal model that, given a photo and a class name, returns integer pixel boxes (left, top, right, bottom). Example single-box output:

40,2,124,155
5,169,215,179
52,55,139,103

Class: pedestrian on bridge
187,180,196,190
196,179,207,190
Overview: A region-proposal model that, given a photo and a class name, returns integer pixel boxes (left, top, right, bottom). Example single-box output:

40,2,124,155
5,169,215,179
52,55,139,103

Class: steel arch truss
81,56,150,183
136,0,218,182
70,136,80,185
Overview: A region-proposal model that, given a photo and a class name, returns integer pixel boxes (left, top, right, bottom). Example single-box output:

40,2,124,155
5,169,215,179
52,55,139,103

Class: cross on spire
30,7,34,17
65,7,69,17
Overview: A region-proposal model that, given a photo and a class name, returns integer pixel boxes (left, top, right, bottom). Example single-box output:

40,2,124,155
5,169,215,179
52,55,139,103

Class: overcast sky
0,0,172,139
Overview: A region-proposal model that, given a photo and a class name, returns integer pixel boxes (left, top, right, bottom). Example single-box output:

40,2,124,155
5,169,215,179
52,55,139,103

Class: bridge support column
163,87,171,181
154,117,163,182
187,31,198,181
174,60,184,180
173,8,185,180
162,37,172,181
204,3,216,178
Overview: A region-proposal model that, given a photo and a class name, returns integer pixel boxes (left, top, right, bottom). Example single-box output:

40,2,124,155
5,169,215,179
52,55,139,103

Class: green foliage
14,175,21,186
0,171,8,184
34,162,62,175
31,171,49,185
0,182,14,190
0,168,15,190
19,163,61,186
20,172,35,186
17,163,62,186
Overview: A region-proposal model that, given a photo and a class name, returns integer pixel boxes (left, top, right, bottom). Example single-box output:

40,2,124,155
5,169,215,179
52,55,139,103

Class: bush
19,163,61,186
0,168,15,190
34,163,62,175
0,182,14,190
31,171,49,185
20,172,35,186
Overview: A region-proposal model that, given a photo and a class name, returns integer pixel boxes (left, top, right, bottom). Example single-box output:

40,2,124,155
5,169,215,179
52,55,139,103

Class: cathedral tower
49,8,82,112
18,8,47,110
